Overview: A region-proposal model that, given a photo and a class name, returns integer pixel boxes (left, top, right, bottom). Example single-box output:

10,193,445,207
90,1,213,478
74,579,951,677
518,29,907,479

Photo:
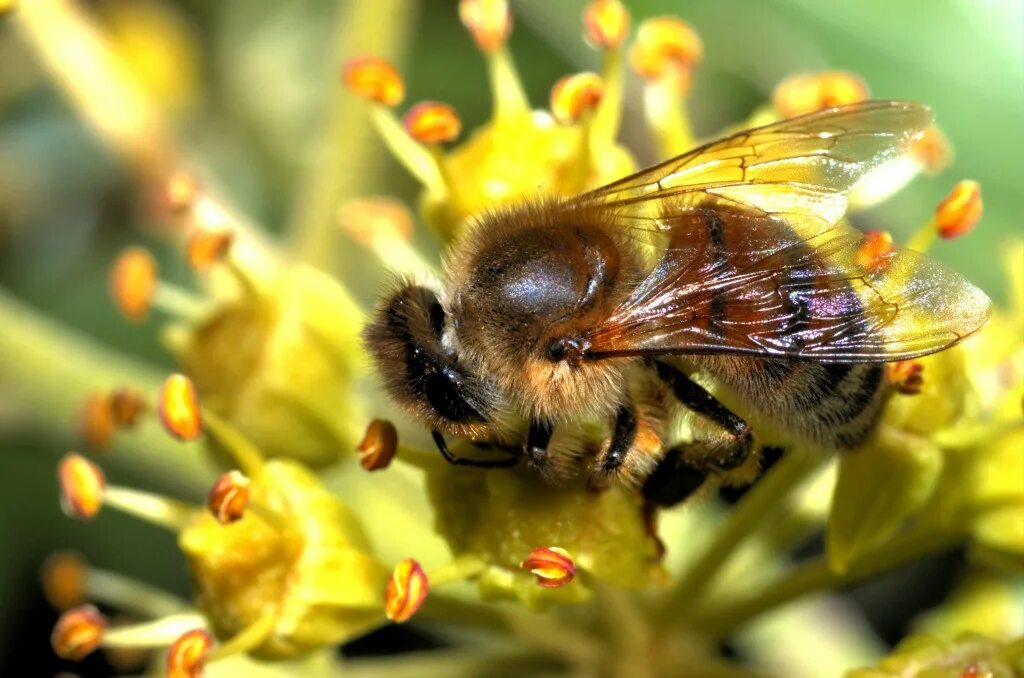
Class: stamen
103,485,197,532
403,102,467,211
109,387,147,428
200,410,264,476
630,17,703,157
338,198,435,275
772,71,868,118
913,125,952,174
887,361,925,395
519,546,576,588
206,612,276,661
166,628,213,678
583,0,629,144
207,470,250,524
157,373,203,441
356,419,398,471
342,56,405,107
164,171,200,216
51,604,107,660
102,614,206,649
459,0,528,118
58,452,105,520
385,558,429,623
551,72,605,190
935,180,983,240
109,246,158,322
368,107,444,191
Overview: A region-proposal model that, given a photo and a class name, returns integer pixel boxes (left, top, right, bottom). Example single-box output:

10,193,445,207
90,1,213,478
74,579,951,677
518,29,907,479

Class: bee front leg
431,430,519,468
600,402,638,475
651,360,754,474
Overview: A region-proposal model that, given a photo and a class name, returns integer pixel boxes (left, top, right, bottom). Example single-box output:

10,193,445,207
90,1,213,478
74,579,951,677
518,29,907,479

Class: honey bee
364,101,990,506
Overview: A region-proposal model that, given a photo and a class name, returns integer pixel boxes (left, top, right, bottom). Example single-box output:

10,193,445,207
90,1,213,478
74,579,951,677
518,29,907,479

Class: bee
364,101,990,506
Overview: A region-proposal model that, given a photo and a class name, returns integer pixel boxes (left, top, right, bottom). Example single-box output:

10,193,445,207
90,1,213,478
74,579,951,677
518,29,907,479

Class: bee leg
642,445,709,507
524,419,554,470
431,430,518,468
600,402,638,474
651,360,754,472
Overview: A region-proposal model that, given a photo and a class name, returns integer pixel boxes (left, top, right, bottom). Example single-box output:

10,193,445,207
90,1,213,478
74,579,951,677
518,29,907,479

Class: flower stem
287,0,417,270
659,449,822,620
689,527,964,638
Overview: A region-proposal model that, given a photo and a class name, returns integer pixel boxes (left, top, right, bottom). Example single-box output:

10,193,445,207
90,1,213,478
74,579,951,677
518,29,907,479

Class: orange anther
887,361,925,395
58,453,105,520
629,17,703,80
356,419,398,471
385,558,428,623
52,605,107,661
519,546,576,588
109,388,146,428
186,229,234,272
403,101,462,144
583,0,629,50
158,374,202,441
343,57,405,107
855,230,896,272
165,172,200,215
207,470,250,524
912,125,952,174
41,551,88,610
773,71,868,118
550,72,605,124
109,247,157,322
935,180,982,240
338,197,414,248
80,393,116,450
166,628,213,678
459,0,511,53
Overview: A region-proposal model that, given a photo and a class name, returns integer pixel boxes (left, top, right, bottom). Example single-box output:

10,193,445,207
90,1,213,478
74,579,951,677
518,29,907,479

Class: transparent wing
573,101,991,363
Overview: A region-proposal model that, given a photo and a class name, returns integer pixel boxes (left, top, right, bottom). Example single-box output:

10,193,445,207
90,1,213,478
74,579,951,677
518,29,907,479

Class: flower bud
343,57,405,107
404,102,462,144
520,546,576,588
936,180,982,240
583,0,629,50
207,470,250,524
356,419,398,471
158,374,203,441
51,605,107,660
58,453,105,520
458,0,511,53
109,247,157,322
773,71,868,118
385,558,429,623
550,72,605,125
166,628,212,678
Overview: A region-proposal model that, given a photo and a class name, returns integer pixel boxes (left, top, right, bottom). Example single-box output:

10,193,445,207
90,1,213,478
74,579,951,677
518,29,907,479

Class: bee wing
574,101,991,363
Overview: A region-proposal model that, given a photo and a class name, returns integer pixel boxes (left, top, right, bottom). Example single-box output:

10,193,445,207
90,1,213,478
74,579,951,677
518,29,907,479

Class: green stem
660,450,822,619
287,0,417,270
689,527,964,638
0,288,211,495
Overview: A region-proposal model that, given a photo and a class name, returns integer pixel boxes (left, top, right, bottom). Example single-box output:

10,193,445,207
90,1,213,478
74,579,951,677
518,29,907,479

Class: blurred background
0,0,1020,674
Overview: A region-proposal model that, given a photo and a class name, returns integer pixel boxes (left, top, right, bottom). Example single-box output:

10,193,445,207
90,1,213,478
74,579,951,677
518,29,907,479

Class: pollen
186,228,234,271
51,604,107,661
166,628,213,678
158,373,203,441
550,72,605,125
343,56,405,107
519,546,576,588
583,0,629,50
58,452,105,520
458,0,511,53
403,101,462,144
629,17,703,79
773,71,868,118
935,180,982,240
109,246,158,322
385,558,429,623
207,470,251,524
887,361,925,395
855,230,896,272
357,419,398,471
